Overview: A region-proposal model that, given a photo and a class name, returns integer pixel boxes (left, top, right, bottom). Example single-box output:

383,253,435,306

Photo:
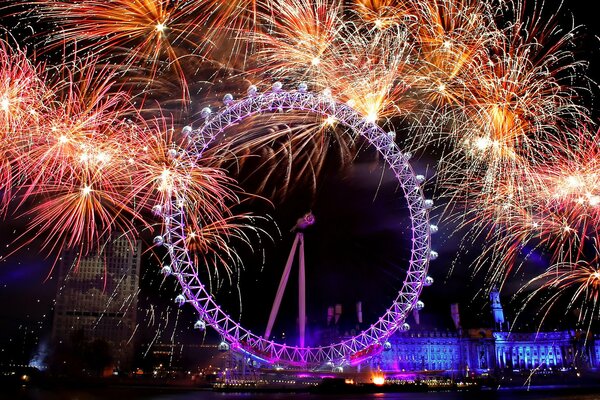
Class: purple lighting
294,212,316,230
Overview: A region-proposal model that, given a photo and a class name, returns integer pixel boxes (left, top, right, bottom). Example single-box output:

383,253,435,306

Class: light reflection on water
3,388,600,400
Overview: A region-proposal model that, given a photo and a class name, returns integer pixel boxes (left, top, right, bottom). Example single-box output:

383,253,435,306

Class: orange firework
251,0,343,82
434,0,591,292
458,21,588,156
252,4,414,123
319,24,415,123
204,111,358,201
180,0,273,67
0,41,48,134
122,114,274,279
351,0,411,30
518,259,600,333
28,0,204,102
407,0,499,109
18,161,141,256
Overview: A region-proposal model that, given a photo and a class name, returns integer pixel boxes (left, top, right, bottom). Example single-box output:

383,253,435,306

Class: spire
490,288,505,331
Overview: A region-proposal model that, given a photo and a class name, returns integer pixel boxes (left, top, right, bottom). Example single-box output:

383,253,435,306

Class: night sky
1,0,600,366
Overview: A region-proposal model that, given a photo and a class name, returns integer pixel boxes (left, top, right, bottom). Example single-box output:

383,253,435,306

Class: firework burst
27,0,206,102
204,113,356,200
252,1,419,123
447,127,600,289
9,59,143,256
128,116,243,232
251,0,343,80
351,0,412,30
529,129,600,262
433,0,592,293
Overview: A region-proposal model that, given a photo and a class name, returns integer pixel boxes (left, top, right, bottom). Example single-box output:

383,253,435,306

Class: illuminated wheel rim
161,85,433,368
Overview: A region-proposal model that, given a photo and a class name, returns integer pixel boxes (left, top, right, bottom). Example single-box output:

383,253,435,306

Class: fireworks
0,42,253,267
251,0,344,79
319,24,415,122
407,0,499,110
430,2,592,305
518,260,600,332
204,113,358,200
352,0,410,29
127,116,243,232
26,0,209,102
5,58,142,256
528,130,600,262
1,0,600,330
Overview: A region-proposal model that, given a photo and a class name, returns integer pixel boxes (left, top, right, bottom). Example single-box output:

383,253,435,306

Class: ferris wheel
158,83,437,369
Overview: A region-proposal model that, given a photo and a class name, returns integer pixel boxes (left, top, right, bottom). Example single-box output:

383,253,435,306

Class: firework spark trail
204,113,358,200
512,129,600,267
352,0,413,29
8,59,145,257
181,0,275,67
251,1,417,123
126,323,139,346
184,213,274,283
406,0,500,108
125,115,242,228
428,1,593,297
250,0,344,82
314,23,415,123
517,258,600,335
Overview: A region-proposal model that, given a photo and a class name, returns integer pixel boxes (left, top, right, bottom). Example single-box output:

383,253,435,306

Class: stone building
368,290,599,375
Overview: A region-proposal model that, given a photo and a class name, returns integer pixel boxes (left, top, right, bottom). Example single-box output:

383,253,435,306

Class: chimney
356,301,363,324
413,308,420,325
334,304,342,324
451,303,461,331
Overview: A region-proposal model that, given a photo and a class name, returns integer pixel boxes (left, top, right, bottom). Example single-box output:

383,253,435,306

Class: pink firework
0,40,51,212
12,59,143,257
127,116,240,221
530,129,600,263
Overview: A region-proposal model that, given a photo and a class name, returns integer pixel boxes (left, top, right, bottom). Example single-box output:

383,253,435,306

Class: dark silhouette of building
52,236,141,373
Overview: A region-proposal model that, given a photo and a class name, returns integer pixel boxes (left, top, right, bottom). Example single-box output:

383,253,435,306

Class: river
3,386,600,400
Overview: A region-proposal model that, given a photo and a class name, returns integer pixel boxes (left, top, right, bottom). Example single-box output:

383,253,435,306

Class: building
368,290,599,375
367,329,492,375
52,235,141,371
493,331,575,370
